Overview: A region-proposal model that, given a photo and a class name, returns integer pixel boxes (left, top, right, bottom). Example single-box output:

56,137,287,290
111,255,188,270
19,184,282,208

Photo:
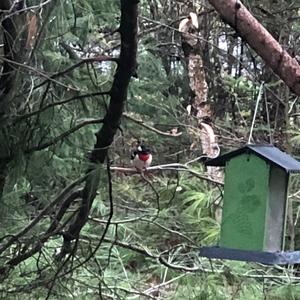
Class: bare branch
26,118,104,153
12,91,110,124
90,217,196,244
123,112,182,137
0,175,87,255
110,163,224,185
34,56,118,91
0,56,79,91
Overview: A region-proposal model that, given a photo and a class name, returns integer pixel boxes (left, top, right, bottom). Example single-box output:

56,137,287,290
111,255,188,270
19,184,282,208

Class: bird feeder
199,144,300,264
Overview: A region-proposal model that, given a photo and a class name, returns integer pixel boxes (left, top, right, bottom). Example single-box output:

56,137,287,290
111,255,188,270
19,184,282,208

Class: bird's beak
137,146,142,151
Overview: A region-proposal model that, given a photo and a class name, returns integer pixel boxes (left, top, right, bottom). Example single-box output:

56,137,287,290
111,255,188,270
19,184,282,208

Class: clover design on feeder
200,144,300,265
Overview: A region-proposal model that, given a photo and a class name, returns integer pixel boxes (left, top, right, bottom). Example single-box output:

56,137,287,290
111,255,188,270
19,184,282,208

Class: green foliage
1,0,300,299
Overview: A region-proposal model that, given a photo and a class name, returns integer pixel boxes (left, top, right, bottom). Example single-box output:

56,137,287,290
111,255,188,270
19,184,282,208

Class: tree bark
0,1,27,200
0,1,27,107
179,12,222,223
179,14,220,168
207,0,300,97
0,0,12,10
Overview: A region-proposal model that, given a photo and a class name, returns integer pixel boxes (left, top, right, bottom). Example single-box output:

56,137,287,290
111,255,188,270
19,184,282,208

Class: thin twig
0,175,87,255
34,56,118,91
26,118,104,153
12,91,110,124
110,164,224,185
123,112,182,137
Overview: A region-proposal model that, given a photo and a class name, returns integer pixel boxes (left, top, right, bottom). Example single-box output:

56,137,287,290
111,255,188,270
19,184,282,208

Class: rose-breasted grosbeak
131,144,152,171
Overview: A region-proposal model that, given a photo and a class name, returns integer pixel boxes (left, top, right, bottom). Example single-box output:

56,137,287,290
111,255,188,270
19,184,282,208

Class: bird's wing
130,150,138,160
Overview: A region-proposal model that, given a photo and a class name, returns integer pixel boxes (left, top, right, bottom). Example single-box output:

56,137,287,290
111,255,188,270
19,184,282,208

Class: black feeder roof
205,144,300,173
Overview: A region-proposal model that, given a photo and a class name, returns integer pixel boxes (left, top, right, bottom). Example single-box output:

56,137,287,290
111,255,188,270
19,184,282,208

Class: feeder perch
199,144,300,264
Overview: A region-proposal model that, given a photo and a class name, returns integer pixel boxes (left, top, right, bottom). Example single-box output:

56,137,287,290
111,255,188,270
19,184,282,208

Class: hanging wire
248,82,265,144
264,90,273,144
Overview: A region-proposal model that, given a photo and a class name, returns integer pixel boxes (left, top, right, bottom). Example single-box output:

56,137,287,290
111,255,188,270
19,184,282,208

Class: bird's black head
137,144,151,154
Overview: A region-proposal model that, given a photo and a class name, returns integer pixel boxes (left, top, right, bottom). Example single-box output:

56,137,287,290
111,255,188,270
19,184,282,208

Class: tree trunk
0,1,27,109
61,0,139,253
179,14,220,170
0,1,27,199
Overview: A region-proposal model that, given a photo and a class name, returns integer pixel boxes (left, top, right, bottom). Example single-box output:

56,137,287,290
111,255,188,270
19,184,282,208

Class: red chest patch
138,153,150,161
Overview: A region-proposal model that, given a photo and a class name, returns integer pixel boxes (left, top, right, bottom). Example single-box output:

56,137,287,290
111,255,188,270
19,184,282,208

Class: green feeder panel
220,154,269,251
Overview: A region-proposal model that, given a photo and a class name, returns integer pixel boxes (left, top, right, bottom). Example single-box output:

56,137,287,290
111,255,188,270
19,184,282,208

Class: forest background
0,0,300,299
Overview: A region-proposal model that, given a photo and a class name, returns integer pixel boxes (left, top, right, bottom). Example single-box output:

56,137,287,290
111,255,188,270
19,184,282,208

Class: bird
131,144,152,171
